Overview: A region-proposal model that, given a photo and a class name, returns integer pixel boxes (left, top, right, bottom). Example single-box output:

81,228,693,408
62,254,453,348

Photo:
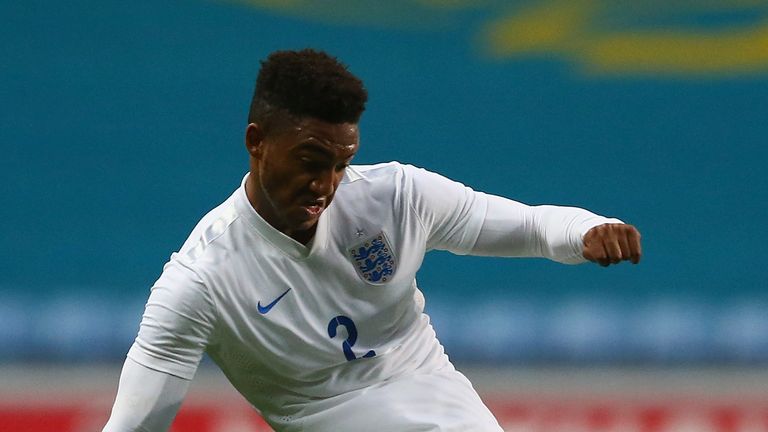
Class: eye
299,156,321,168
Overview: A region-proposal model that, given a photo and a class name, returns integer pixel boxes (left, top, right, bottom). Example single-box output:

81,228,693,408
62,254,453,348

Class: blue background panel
2,0,767,363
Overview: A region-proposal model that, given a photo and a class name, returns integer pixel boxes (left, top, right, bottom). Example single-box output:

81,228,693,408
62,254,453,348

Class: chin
285,215,318,232
297,218,320,231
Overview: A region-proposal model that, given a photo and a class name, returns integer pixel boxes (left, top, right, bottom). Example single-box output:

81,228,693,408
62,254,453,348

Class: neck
244,172,315,245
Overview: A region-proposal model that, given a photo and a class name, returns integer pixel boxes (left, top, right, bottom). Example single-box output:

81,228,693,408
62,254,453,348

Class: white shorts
268,365,503,432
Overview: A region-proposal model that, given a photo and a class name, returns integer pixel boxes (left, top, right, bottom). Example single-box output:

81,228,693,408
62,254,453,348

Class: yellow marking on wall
223,0,768,76
481,0,768,75
226,0,466,28
583,25,768,75
483,0,596,55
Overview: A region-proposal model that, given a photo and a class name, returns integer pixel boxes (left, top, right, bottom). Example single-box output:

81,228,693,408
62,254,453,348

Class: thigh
291,367,503,432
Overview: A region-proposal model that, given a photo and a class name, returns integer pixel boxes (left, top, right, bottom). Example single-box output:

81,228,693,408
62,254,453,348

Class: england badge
348,232,397,284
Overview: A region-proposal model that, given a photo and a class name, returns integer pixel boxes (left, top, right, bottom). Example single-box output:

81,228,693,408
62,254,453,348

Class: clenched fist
583,223,642,267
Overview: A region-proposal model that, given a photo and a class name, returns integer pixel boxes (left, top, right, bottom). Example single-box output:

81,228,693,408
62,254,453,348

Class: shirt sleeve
102,357,191,432
471,193,623,264
127,258,217,380
402,164,488,255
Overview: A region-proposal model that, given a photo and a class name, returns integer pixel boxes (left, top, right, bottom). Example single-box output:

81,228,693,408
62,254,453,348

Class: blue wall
2,0,768,363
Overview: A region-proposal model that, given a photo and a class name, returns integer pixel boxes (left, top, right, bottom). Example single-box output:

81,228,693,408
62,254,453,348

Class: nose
309,168,338,197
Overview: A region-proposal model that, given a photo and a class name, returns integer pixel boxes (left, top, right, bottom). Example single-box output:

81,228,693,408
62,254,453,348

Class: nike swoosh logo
257,288,292,314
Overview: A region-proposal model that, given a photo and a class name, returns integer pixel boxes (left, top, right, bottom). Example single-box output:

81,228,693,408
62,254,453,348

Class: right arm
103,260,217,431
102,358,191,432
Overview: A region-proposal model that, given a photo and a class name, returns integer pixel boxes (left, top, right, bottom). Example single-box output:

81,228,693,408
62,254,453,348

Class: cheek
262,164,306,200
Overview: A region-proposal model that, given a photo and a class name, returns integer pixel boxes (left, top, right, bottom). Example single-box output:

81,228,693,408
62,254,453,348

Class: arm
403,164,641,265
471,193,631,264
103,261,217,431
102,358,191,432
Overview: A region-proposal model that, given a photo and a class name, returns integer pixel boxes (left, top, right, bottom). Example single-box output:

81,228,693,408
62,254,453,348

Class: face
245,117,359,243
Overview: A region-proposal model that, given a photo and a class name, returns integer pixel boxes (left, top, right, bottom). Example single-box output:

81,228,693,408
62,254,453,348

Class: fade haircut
248,49,368,135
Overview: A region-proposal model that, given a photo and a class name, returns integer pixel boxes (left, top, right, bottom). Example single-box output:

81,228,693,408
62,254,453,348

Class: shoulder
342,161,405,183
342,161,434,189
151,186,248,296
337,162,422,205
176,194,241,265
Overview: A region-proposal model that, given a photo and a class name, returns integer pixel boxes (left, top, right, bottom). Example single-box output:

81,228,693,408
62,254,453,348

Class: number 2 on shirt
327,315,376,361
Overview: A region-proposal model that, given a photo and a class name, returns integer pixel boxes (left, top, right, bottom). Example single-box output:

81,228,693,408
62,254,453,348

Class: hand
582,223,642,267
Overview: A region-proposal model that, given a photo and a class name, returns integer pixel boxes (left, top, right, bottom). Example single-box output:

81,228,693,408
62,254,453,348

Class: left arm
471,193,641,266
402,164,641,266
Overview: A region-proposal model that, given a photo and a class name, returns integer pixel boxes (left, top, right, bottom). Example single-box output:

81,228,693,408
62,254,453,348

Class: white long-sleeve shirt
103,162,620,432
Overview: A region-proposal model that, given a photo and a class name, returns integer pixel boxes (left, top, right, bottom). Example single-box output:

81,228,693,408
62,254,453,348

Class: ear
245,123,265,158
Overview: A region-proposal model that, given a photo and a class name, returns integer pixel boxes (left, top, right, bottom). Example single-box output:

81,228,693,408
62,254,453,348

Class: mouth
303,204,323,216
299,200,326,218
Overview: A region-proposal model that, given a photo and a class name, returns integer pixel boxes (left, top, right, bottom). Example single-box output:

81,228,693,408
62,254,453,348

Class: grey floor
3,363,767,400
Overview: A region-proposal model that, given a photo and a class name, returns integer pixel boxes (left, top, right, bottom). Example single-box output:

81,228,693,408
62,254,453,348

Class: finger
616,230,631,262
627,227,642,264
603,230,622,265
595,240,611,267
583,233,605,266
583,226,613,266
583,240,607,266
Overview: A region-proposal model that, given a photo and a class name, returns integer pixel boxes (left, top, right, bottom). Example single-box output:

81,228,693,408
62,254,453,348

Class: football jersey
128,162,506,430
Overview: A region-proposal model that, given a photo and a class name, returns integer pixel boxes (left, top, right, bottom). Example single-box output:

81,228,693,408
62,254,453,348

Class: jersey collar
235,173,330,260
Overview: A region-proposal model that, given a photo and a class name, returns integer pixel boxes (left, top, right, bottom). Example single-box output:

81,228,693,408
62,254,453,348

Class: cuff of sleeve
127,343,198,381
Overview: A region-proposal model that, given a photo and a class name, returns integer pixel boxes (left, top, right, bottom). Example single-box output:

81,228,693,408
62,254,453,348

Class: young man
103,49,641,432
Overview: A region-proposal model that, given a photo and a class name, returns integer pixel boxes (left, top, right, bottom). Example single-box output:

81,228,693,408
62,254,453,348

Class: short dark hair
248,49,368,134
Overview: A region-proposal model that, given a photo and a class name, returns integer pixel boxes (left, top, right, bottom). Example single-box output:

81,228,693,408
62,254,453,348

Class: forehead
286,117,359,153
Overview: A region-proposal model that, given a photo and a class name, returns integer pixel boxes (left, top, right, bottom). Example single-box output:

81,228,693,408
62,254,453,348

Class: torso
184,163,447,415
